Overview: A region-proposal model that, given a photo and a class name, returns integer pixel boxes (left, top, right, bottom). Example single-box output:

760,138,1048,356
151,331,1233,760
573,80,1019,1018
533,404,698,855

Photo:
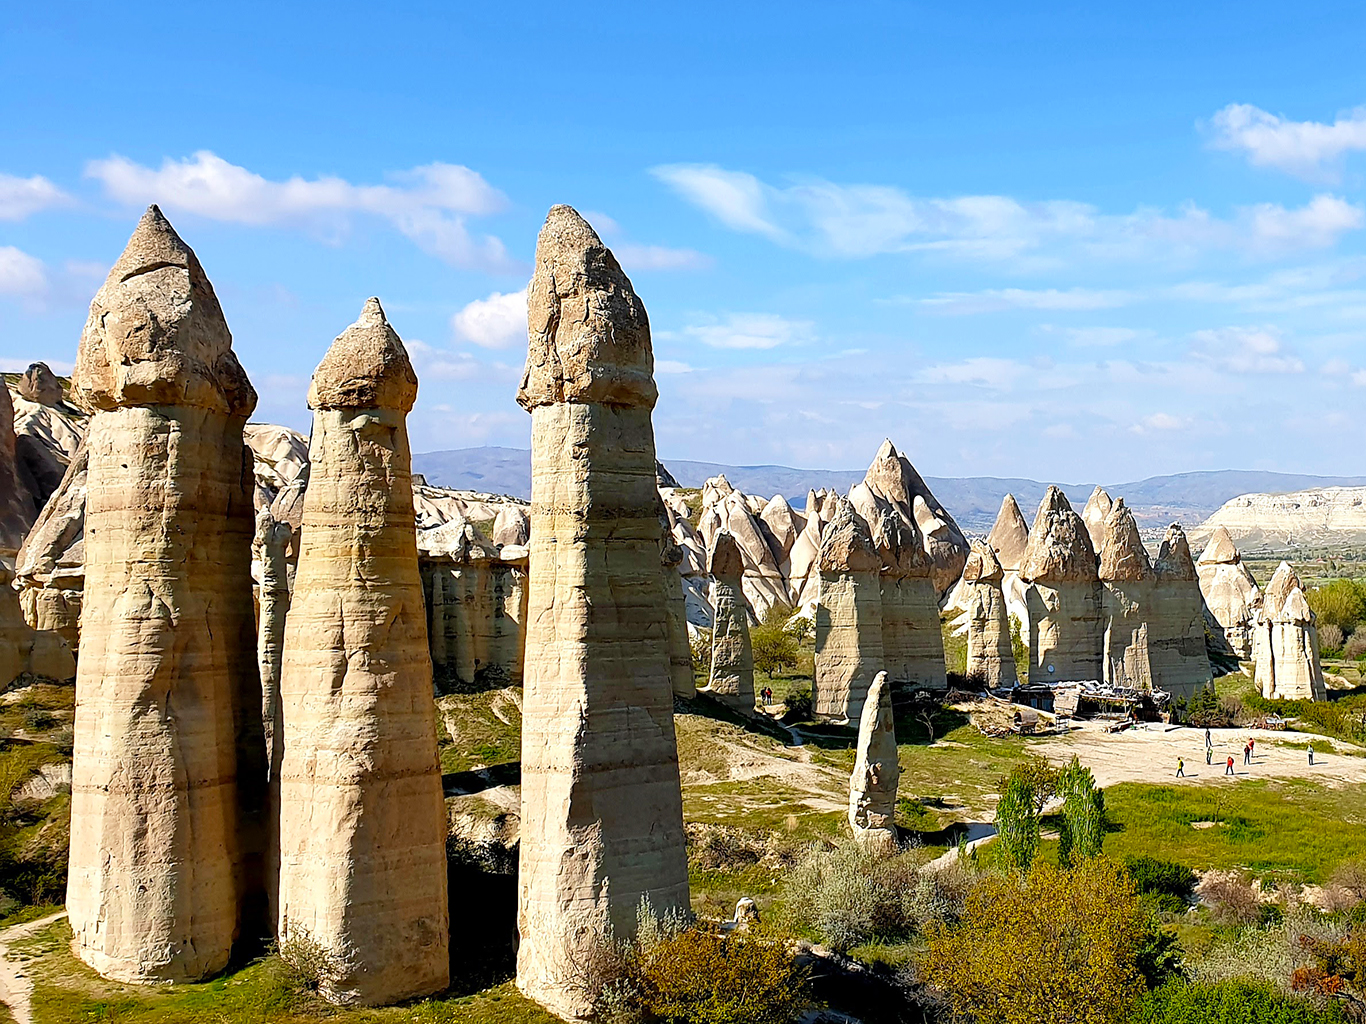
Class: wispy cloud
653,163,1364,262
1208,103,1366,180
920,287,1132,315
0,247,48,298
0,174,71,220
673,312,815,350
85,150,517,271
1189,325,1305,374
451,288,527,349
613,243,713,272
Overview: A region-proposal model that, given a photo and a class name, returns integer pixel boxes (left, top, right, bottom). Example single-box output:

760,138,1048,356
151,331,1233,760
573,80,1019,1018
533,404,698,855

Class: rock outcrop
253,509,291,773
860,439,968,594
962,541,1015,687
1081,486,1114,558
848,671,899,854
1020,487,1102,685
66,206,263,983
1253,562,1327,701
16,362,62,405
1149,525,1213,700
858,499,945,691
705,531,755,708
1196,527,1261,658
12,446,86,650
0,384,34,561
986,493,1032,635
815,500,885,721
1098,499,1155,690
1193,487,1366,549
276,298,449,1005
514,206,688,1020
0,563,74,687
662,533,695,699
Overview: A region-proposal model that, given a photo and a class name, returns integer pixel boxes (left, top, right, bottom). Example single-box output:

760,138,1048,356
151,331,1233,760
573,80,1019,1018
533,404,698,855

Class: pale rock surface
864,503,945,690
17,362,62,405
1253,562,1327,701
1081,486,1114,559
276,298,448,1005
815,500,885,721
1193,486,1366,548
514,206,688,1021
493,503,532,547
1196,526,1261,659
1098,500,1155,690
1149,524,1213,700
12,447,86,649
758,493,804,575
252,509,291,774
705,531,755,708
962,542,1015,687
66,206,264,984
662,533,695,699
0,564,74,687
859,439,967,594
1020,487,1102,685
848,670,899,854
986,493,1033,642
0,384,34,562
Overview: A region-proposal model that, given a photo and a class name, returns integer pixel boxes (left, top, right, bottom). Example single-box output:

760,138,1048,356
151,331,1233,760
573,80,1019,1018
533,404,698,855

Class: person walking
1206,745,1212,766
1249,737,1256,759
1243,742,1251,766
1226,755,1235,776
1308,742,1315,766
1176,757,1185,778
1205,727,1212,749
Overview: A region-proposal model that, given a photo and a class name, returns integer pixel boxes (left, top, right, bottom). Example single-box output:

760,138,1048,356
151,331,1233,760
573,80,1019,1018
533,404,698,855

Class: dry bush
686,824,805,872
1198,870,1266,927
1320,624,1346,651
273,927,343,994
1326,859,1366,913
1346,631,1366,660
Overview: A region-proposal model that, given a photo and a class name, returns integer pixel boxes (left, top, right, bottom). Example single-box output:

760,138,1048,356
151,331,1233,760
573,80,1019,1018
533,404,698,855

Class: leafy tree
1308,579,1366,633
1125,855,1196,914
999,755,1060,815
921,859,1146,1024
1057,756,1106,867
1292,929,1366,1020
995,773,1040,872
751,607,800,676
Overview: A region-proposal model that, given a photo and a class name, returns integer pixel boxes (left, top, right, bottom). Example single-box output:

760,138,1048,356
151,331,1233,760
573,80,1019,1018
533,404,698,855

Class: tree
751,607,800,676
1292,928,1366,1020
1308,579,1366,633
995,773,1040,872
1057,756,1106,867
921,859,1146,1024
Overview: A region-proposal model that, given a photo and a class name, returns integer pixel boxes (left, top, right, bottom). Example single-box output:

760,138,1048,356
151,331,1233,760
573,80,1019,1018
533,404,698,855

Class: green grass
1099,779,1366,884
435,690,522,774
25,921,559,1024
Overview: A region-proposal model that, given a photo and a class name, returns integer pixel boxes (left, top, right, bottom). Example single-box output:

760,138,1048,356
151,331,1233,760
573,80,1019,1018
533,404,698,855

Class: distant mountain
412,447,1366,535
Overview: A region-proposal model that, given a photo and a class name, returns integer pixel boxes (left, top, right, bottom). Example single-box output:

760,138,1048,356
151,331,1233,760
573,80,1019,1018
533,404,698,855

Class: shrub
1126,855,1197,914
921,859,1146,1024
1320,624,1345,653
1308,579,1366,633
995,772,1041,872
751,607,800,676
1130,978,1344,1023
1057,756,1106,867
1199,871,1265,927
1345,631,1366,660
1326,859,1366,913
273,927,342,994
1291,928,1366,1016
689,628,712,676
783,686,813,721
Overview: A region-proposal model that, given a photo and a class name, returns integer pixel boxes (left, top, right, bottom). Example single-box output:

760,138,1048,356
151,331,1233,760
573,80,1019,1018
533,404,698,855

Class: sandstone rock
1081,486,1114,558
1021,487,1102,685
17,362,63,405
1148,525,1212,700
815,500,885,721
1193,486,1366,549
848,671,899,854
705,531,755,709
67,206,264,984
758,493,804,573
0,384,34,561
962,542,1015,687
1098,500,1154,690
662,534,695,699
0,564,75,687
866,507,945,690
252,509,291,775
860,439,967,594
12,445,86,650
1196,526,1260,659
276,298,448,1005
515,206,688,1020
492,504,531,547
986,494,1030,573
655,459,680,489
1253,562,1326,701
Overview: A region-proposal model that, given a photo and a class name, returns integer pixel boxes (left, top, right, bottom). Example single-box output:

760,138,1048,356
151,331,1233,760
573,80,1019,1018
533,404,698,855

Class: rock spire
815,500,885,721
1196,527,1260,658
987,494,1030,573
514,206,688,1020
66,206,264,983
706,530,755,708
1020,487,1102,684
962,541,1015,686
1254,561,1327,701
275,299,449,1005
849,671,900,854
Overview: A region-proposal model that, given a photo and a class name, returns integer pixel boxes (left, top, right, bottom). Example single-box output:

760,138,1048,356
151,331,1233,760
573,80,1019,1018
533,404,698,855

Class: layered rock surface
1253,562,1327,701
962,541,1015,687
815,500,885,721
276,298,449,1005
1196,526,1261,658
705,531,754,708
860,439,968,594
1020,487,1102,684
1098,500,1155,690
66,206,263,983
514,206,688,1020
1148,525,1213,700
849,671,899,854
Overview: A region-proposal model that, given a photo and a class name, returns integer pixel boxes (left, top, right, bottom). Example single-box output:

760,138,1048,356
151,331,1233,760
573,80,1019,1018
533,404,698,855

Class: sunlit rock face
1254,561,1327,702
815,499,885,722
1196,526,1261,659
1020,487,1102,685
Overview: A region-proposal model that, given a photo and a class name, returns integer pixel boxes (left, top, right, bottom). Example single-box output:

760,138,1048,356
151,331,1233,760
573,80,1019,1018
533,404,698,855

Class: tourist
1205,746,1212,766
1308,742,1315,766
1176,757,1185,778
1226,755,1235,776
1205,727,1212,749
1243,742,1251,766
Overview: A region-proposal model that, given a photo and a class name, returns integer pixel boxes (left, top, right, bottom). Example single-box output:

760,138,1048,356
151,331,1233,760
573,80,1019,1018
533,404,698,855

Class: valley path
0,910,66,1024
1038,722,1366,789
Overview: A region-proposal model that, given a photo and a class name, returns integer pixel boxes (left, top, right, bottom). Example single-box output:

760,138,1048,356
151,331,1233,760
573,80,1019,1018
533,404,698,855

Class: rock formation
1081,486,1114,558
848,671,899,854
987,494,1030,573
12,446,86,650
17,362,63,405
662,533,695,699
66,206,263,983
1020,487,1102,685
962,541,1015,686
493,503,531,547
860,439,968,594
1194,486,1366,548
0,384,34,561
1196,527,1261,658
275,298,449,1005
0,563,74,687
1149,524,1213,700
253,509,291,772
514,206,689,1020
815,500,885,721
705,531,755,708
860,501,945,691
1253,562,1327,701
1098,499,1154,690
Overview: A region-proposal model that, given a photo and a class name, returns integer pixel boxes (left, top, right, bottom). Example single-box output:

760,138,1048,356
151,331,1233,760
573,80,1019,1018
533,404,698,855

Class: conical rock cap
309,297,418,412
818,500,881,574
1155,524,1197,581
707,530,745,579
1098,499,1151,582
987,494,1030,572
1020,486,1098,582
1198,526,1241,566
962,540,1003,584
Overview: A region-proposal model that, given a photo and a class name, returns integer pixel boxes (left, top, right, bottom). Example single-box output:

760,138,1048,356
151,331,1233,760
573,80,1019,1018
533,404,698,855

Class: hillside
1191,485,1366,550
413,447,1366,535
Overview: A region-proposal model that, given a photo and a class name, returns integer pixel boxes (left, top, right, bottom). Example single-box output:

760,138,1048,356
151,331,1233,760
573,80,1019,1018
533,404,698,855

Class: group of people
1175,728,1317,778
759,686,775,707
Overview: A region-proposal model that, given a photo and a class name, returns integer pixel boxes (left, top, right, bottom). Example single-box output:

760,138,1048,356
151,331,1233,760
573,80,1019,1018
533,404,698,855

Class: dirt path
1035,722,1366,789
0,911,66,1024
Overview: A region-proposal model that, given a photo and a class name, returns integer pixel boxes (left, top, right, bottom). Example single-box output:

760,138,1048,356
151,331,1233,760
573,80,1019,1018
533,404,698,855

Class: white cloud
1208,103,1366,180
613,243,713,272
0,174,71,220
1190,326,1305,374
0,247,48,298
678,312,814,350
1133,412,1189,432
654,163,1364,262
451,289,527,349
917,357,1030,391
655,360,694,374
920,287,1132,315
1060,326,1147,347
85,150,515,270
405,338,523,385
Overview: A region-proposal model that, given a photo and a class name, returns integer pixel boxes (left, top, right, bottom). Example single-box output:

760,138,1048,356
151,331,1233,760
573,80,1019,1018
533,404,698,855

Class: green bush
1129,978,1343,1023
783,686,813,721
1126,855,1197,914
1307,579,1366,633
1244,691,1366,745
751,608,800,676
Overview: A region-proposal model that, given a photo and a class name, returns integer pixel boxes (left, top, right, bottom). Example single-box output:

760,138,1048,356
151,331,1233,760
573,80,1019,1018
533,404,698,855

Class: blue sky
4,1,1366,481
